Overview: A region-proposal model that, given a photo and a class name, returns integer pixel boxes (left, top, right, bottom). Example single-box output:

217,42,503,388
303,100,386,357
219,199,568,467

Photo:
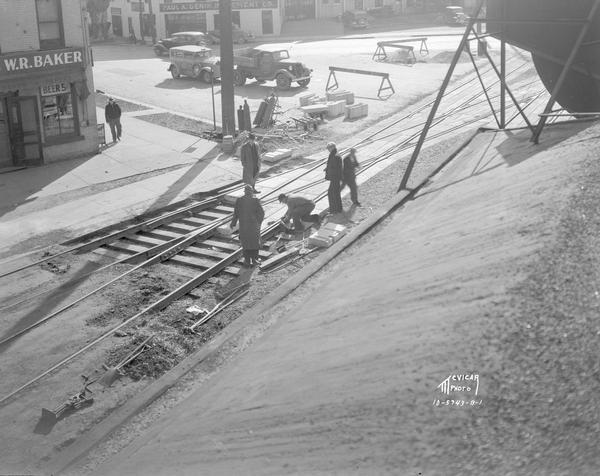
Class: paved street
92,27,481,127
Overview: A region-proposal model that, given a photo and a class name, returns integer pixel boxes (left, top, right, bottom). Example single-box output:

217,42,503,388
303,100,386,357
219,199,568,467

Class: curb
49,129,483,475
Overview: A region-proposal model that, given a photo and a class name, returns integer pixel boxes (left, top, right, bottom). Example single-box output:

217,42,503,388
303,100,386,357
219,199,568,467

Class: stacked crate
345,103,368,120
326,100,346,118
221,135,234,153
326,90,355,105
262,148,292,164
308,223,348,248
299,93,318,106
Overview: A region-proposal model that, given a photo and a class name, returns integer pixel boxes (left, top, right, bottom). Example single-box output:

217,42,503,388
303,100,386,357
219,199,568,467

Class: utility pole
139,0,144,43
219,0,236,137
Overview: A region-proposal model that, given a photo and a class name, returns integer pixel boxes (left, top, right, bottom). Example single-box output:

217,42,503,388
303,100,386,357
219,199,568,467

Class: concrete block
263,148,293,164
326,90,355,105
299,93,317,107
326,100,346,118
345,103,368,120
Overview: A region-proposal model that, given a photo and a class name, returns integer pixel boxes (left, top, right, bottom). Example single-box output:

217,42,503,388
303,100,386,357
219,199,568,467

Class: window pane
39,22,60,40
36,0,60,22
42,91,75,138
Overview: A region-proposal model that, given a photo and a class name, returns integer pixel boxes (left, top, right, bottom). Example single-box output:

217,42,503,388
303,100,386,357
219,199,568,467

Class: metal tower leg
398,0,485,191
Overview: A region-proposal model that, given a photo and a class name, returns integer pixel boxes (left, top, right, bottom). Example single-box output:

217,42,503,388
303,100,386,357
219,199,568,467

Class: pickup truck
233,48,312,90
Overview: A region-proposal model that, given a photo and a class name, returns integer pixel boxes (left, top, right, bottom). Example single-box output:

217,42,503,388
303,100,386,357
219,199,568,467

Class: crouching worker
278,193,320,231
231,185,265,267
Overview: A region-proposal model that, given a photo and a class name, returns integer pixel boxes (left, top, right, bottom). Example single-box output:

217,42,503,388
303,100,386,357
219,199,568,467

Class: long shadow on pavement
0,260,102,357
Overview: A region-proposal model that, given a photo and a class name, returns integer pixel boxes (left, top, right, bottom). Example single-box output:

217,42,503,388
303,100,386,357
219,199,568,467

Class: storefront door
112,15,123,36
0,99,11,166
262,10,274,34
7,96,43,166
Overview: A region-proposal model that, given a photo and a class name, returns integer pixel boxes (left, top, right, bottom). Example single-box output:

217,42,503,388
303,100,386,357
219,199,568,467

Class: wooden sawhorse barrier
326,66,395,99
372,37,429,62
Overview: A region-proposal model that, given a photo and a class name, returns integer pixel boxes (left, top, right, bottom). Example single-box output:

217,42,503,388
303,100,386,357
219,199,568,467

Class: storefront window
41,88,77,138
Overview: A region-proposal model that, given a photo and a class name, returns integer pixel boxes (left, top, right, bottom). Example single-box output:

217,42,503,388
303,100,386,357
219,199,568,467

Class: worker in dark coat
230,185,265,266
240,133,261,193
278,193,320,231
104,97,122,142
342,147,361,206
324,142,343,214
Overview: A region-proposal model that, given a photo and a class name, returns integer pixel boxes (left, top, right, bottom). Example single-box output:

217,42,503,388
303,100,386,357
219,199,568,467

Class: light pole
139,0,144,43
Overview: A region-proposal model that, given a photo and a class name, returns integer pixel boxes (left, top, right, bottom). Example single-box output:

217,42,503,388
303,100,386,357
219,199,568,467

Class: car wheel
201,70,212,84
170,67,180,79
233,70,246,86
276,74,291,90
192,64,202,78
154,47,163,57
297,79,311,88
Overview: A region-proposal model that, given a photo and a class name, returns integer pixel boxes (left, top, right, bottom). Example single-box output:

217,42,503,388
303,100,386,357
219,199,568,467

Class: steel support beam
531,0,600,144
398,0,485,191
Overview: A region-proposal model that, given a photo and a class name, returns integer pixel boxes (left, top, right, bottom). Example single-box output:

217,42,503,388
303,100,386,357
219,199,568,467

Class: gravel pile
449,153,600,474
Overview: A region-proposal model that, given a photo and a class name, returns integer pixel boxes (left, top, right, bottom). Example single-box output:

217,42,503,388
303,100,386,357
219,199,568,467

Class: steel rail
0,215,288,406
0,157,339,346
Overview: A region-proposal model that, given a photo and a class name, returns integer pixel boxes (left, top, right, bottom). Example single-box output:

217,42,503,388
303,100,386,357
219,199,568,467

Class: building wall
109,0,282,40
0,0,40,52
0,0,98,165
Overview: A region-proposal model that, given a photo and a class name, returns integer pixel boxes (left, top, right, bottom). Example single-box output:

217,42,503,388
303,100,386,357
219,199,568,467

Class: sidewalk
0,110,235,260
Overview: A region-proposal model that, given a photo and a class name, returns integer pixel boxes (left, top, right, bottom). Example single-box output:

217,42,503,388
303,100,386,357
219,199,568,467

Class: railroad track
0,56,547,407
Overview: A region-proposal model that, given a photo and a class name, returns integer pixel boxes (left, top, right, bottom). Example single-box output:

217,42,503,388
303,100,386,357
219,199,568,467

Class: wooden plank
145,228,186,240
259,247,300,271
161,222,198,234
196,210,231,220
177,217,213,227
168,256,239,276
126,234,170,247
189,244,231,260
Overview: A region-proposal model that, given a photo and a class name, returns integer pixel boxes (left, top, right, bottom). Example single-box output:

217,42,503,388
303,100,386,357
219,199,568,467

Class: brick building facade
0,0,98,166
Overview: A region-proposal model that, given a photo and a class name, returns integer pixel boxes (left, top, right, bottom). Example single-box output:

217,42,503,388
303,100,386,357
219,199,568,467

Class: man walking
278,194,320,231
104,97,122,142
240,133,261,193
324,142,343,214
342,147,361,206
230,185,265,267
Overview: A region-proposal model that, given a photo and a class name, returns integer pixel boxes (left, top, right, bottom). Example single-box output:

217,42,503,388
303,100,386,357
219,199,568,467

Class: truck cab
233,48,312,89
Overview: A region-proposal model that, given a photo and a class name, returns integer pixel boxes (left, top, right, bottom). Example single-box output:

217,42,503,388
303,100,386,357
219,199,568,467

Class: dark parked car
207,24,254,44
443,6,467,26
153,31,210,57
342,10,369,29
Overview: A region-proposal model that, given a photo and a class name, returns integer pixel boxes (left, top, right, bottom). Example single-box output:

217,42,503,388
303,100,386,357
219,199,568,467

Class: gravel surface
448,150,600,475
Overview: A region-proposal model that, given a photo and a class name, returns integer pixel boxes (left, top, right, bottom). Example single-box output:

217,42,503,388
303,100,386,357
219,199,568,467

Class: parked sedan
153,31,210,57
207,25,254,44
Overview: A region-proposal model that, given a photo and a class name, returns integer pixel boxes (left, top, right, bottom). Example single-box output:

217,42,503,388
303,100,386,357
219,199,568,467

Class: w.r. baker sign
0,47,84,77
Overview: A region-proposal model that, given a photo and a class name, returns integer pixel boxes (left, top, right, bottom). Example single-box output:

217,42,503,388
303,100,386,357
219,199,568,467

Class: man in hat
104,97,122,142
278,194,320,231
342,147,361,206
324,142,343,214
240,133,261,193
230,185,265,266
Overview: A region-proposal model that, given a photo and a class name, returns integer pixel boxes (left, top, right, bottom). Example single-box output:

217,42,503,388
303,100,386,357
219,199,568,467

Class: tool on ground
98,335,154,387
37,377,94,433
185,287,249,334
